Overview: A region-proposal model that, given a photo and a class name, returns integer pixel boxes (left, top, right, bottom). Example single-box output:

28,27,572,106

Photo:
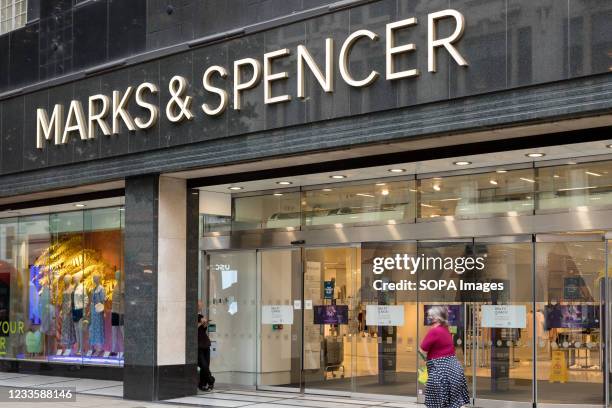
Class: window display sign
313,305,349,324
323,281,334,299
481,305,526,328
564,277,586,300
262,305,293,325
544,304,599,329
365,305,405,326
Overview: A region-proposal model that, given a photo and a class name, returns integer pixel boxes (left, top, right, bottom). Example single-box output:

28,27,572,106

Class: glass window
419,169,535,219
535,239,604,405
199,190,232,234
13,215,50,362
0,0,27,35
207,251,257,385
0,218,18,359
303,180,416,227
358,242,418,397
0,206,124,367
537,161,612,211
233,192,301,231
84,208,124,363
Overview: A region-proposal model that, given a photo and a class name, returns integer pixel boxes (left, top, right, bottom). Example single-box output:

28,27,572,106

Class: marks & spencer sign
36,9,467,149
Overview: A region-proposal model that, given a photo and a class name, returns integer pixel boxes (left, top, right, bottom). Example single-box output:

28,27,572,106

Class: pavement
0,372,420,408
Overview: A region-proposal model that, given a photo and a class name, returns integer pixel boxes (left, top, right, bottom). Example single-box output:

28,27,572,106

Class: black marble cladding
122,175,196,401
157,364,198,400
185,190,200,370
124,174,159,400
0,0,610,182
0,360,123,381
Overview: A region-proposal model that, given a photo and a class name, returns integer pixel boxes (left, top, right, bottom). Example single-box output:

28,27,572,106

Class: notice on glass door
481,305,526,328
365,305,405,326
262,305,294,324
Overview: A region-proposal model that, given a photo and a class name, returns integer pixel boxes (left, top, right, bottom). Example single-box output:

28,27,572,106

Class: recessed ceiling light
489,180,498,185
276,181,292,185
453,161,471,166
74,204,86,208
526,153,545,158
228,186,243,191
381,189,390,196
520,177,536,183
273,193,283,196
496,170,507,173
585,171,602,177
322,188,333,192
553,174,560,178
376,183,387,186
388,168,406,173
330,175,346,179
433,184,441,191
607,144,612,149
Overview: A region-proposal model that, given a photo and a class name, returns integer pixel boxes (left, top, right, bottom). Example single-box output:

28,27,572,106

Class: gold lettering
112,87,136,134
339,29,380,87
135,82,159,129
428,9,468,73
88,94,111,139
297,39,334,98
202,66,229,116
62,100,88,144
386,18,419,80
36,104,64,149
233,58,261,110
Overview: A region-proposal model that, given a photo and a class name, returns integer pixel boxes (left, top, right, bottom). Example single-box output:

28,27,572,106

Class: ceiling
198,139,612,194
0,196,124,219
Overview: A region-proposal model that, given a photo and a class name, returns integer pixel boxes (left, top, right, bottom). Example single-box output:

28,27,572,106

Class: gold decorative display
34,235,115,305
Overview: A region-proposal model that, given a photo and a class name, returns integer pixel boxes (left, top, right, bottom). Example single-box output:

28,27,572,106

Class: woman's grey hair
428,306,449,326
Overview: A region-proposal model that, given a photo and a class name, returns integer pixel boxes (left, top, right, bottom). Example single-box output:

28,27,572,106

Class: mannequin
39,283,54,335
89,273,106,354
111,270,124,355
72,274,87,355
60,275,76,351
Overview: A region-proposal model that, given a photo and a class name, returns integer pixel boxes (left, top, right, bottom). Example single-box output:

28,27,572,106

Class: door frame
202,231,612,407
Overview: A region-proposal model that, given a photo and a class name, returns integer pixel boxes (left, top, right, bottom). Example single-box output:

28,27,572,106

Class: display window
0,207,124,366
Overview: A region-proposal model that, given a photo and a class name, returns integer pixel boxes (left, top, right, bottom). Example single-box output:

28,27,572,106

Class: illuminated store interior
195,140,612,407
0,199,124,367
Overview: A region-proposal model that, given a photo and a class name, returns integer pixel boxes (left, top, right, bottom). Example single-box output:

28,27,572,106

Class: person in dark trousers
198,314,215,391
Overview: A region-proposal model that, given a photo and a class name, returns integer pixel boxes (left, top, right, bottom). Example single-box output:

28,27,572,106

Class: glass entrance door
416,239,535,407
535,234,606,407
258,249,303,390
471,239,534,407
357,242,419,397
302,246,358,395
416,241,472,402
207,251,258,386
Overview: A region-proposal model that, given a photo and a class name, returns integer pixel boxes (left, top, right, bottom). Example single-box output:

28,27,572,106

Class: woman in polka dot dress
420,306,470,408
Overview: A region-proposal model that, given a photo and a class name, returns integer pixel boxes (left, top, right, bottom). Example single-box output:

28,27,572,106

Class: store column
123,175,198,400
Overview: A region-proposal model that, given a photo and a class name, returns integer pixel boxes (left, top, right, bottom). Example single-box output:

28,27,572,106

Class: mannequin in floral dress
60,275,76,351
89,274,106,353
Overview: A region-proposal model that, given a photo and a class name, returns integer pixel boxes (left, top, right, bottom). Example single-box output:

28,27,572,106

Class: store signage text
36,9,467,149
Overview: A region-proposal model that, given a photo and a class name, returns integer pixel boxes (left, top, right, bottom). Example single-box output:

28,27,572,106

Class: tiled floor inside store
0,372,419,408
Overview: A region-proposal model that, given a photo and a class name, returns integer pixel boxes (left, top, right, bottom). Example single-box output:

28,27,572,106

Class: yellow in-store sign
549,350,568,383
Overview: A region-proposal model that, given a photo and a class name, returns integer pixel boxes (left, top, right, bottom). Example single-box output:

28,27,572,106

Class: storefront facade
0,0,611,406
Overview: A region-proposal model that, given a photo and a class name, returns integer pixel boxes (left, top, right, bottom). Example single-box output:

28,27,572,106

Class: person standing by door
420,306,470,408
198,314,215,391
